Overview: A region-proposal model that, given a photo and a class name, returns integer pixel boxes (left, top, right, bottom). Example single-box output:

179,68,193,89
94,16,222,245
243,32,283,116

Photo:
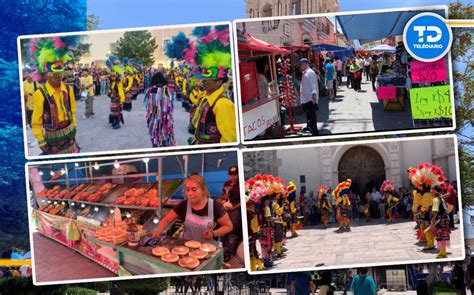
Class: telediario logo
403,12,453,62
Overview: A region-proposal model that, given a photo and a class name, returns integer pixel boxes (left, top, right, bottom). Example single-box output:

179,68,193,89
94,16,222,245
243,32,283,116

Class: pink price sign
410,59,447,83
377,86,397,100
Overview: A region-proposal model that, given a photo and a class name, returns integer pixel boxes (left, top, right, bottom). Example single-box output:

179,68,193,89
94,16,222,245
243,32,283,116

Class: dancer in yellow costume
408,163,446,251
430,185,453,259
381,180,399,223
333,179,352,231
318,185,332,228
286,181,298,237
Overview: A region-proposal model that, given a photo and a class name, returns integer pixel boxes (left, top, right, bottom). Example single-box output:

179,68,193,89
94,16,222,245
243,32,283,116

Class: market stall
237,32,290,140
336,9,452,127
30,152,236,278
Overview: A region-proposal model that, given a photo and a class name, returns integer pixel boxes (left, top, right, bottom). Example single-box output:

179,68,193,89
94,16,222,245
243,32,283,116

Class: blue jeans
100,80,107,95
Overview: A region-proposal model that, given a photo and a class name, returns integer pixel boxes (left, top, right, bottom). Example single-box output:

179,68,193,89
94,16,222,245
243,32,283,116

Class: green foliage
115,277,170,295
113,31,157,66
449,1,474,206
87,13,101,31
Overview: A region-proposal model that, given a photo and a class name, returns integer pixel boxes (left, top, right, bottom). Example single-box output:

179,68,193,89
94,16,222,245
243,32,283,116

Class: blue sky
88,0,460,29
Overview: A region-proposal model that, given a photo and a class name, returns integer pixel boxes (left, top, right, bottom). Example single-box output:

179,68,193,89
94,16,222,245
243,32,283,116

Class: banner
410,59,447,83
377,86,397,100
410,85,452,119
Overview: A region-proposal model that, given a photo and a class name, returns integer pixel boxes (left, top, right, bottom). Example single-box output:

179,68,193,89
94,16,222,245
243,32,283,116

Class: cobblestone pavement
256,219,463,271
27,94,190,156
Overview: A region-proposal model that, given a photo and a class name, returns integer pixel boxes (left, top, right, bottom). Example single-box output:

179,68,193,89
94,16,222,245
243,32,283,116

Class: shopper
344,57,352,88
350,267,377,295
349,59,362,92
299,58,319,136
369,55,381,91
334,56,343,85
325,58,336,100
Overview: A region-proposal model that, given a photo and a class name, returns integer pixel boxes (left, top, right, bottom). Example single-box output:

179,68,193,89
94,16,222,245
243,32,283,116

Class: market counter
117,237,223,275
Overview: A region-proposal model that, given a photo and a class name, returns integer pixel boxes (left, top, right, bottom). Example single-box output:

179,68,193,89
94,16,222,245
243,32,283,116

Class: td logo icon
403,12,452,62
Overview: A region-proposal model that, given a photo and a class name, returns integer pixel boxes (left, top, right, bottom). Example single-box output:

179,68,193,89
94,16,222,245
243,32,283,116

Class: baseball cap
299,58,309,64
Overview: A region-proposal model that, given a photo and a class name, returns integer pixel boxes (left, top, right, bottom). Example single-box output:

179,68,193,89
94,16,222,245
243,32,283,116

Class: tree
113,31,157,66
87,13,101,31
449,1,474,205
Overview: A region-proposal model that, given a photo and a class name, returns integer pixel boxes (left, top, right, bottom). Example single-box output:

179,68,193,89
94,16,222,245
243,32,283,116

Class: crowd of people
245,162,458,271
267,44,407,136
22,28,236,155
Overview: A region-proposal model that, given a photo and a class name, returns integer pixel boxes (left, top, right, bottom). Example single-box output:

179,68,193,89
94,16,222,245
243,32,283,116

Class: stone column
387,142,402,187
321,146,334,187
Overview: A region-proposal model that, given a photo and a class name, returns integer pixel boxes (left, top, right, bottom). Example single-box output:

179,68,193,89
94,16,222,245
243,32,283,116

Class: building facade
246,0,340,18
238,15,337,47
243,137,457,195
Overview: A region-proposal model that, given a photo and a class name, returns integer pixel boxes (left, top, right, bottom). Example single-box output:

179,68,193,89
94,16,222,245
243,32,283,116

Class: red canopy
281,45,310,53
238,34,290,56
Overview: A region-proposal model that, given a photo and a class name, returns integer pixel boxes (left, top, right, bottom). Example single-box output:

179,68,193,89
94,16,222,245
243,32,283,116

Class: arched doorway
261,3,273,17
338,146,386,198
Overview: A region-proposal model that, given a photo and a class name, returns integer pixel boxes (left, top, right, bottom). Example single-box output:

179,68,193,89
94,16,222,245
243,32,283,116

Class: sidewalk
285,78,413,136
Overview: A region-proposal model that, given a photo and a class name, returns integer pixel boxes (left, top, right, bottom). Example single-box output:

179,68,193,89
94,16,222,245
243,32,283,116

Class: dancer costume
333,179,352,231
318,185,332,228
29,36,80,155
105,55,125,129
408,163,446,252
286,181,298,237
121,58,134,111
381,180,398,223
431,186,452,259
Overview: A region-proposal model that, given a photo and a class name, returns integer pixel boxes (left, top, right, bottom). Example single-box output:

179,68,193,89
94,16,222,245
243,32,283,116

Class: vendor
152,174,233,246
221,165,242,262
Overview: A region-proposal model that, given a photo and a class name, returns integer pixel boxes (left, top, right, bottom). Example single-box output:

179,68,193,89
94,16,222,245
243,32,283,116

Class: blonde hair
183,174,210,199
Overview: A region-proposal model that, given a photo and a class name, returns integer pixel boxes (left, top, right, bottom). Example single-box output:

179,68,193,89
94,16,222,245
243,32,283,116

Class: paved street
287,78,414,136
258,219,463,271
27,94,190,156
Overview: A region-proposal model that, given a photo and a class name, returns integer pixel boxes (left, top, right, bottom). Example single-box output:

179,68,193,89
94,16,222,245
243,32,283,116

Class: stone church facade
242,137,457,195
246,0,340,18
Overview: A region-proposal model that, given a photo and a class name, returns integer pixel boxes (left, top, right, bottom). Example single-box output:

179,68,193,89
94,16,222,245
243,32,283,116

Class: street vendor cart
237,33,290,141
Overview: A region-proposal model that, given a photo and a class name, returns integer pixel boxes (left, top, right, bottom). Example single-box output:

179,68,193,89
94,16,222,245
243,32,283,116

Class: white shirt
335,59,343,71
300,67,319,104
371,191,382,202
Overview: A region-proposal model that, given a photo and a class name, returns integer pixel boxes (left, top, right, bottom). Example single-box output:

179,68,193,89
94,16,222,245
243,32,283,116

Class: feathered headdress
332,179,352,199
29,35,80,81
105,55,123,76
317,185,329,195
165,25,231,79
408,163,445,190
286,181,297,194
380,180,395,192
245,174,286,206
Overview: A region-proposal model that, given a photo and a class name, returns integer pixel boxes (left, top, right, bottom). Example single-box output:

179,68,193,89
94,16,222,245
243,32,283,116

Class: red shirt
446,185,457,206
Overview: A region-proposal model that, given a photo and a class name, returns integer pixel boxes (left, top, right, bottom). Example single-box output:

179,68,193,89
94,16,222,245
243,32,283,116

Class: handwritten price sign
410,59,447,83
377,86,397,100
410,85,452,119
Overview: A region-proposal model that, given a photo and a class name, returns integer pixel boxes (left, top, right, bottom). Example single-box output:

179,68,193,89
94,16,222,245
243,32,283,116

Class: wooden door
338,146,386,198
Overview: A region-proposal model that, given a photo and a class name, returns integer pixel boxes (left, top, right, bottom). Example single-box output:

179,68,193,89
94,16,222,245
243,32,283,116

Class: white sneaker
82,115,88,119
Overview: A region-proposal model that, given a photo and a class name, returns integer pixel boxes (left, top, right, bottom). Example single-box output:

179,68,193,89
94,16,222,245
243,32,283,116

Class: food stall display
29,158,188,276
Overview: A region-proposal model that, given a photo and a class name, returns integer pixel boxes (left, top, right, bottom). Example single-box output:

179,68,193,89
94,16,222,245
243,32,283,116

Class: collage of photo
14,2,473,295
